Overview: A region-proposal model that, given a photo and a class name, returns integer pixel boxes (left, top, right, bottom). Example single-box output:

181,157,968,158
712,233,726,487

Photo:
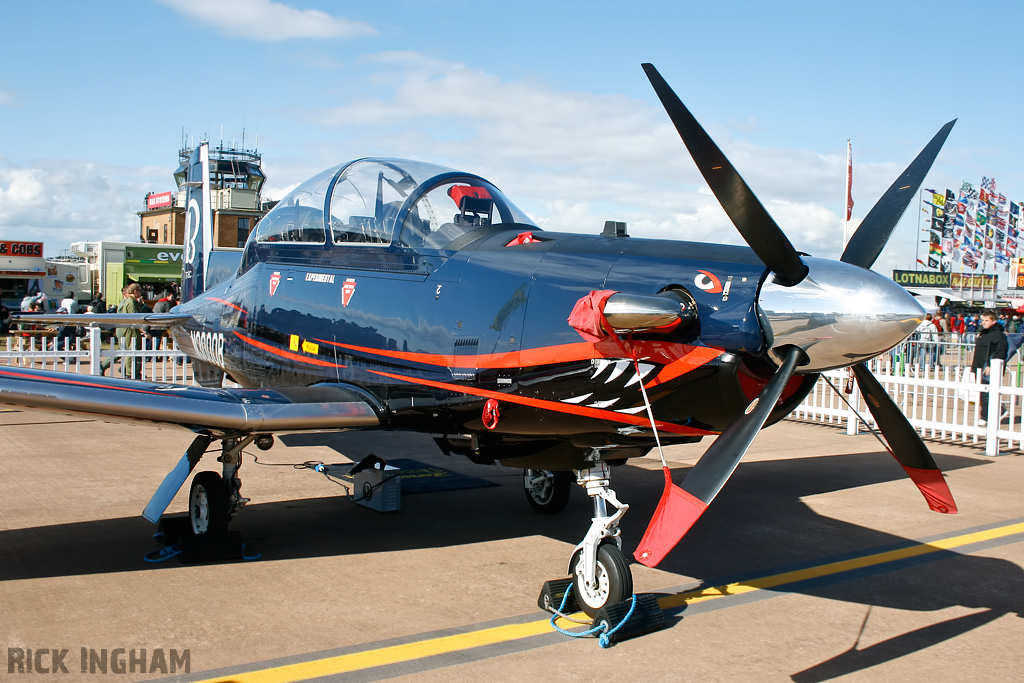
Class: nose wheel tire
523,469,572,514
571,542,633,617
189,471,229,535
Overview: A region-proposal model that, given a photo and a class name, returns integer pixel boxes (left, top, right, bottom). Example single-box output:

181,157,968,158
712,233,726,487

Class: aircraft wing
10,313,193,328
0,366,380,434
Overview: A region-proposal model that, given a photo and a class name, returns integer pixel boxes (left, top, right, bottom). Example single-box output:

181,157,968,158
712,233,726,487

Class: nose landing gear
538,458,666,645
566,461,632,617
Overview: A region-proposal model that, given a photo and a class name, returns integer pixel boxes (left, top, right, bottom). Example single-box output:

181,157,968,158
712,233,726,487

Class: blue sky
1,0,1021,276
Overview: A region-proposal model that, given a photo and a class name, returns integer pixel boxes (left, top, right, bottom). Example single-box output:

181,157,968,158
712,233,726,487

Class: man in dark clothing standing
151,292,177,315
972,309,1008,426
149,292,178,354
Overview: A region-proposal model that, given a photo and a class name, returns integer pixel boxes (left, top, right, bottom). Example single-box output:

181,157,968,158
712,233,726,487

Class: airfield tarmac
1,407,1022,682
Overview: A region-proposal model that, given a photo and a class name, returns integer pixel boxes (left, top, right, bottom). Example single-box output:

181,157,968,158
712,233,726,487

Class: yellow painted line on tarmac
191,618,567,683
659,521,1024,610
193,520,1024,683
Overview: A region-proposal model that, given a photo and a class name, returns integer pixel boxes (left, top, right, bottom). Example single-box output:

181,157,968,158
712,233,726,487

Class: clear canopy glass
253,158,537,249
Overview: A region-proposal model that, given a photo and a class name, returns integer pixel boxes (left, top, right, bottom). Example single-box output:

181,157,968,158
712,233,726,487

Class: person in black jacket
971,309,1008,425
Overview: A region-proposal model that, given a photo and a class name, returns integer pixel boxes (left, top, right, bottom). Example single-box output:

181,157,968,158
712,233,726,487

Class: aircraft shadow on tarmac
2,429,1020,680
649,447,1023,681
789,607,1006,682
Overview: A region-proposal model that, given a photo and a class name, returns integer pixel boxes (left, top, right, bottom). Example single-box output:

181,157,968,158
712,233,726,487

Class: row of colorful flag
921,178,1021,272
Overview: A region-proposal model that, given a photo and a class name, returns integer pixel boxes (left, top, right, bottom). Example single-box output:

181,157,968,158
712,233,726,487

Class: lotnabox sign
892,269,997,290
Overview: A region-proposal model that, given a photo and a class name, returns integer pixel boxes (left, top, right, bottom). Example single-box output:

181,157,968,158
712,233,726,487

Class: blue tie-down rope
144,545,181,563
240,542,261,561
547,583,638,648
144,532,262,563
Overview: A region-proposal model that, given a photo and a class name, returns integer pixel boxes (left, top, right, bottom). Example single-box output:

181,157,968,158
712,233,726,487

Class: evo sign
125,246,184,264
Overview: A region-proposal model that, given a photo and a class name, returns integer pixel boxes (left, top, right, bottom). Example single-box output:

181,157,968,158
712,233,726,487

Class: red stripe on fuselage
322,339,722,378
234,332,346,368
205,296,245,313
320,339,589,369
367,368,714,437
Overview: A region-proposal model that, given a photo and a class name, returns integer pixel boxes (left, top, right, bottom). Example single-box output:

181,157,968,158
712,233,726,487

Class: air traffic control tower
139,144,269,249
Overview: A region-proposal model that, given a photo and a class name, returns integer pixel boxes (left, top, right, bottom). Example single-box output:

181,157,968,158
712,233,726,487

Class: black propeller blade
681,345,805,502
841,120,956,270
635,346,805,566
642,63,809,287
851,363,957,513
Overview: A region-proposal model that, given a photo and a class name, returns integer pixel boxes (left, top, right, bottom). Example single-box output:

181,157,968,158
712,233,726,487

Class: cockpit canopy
250,158,538,250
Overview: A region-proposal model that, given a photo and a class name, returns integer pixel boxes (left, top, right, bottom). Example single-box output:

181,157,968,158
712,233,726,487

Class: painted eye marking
694,270,723,294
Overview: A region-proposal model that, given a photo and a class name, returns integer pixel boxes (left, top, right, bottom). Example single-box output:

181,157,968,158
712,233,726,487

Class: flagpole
915,188,923,270
843,139,852,249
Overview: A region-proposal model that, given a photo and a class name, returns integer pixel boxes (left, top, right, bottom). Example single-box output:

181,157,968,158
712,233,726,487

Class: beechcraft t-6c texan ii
3,64,957,616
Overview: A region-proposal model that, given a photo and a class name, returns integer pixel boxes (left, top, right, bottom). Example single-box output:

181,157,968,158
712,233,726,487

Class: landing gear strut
568,461,632,616
187,435,255,535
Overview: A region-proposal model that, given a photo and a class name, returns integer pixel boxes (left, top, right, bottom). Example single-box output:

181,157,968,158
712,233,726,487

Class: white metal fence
793,350,1021,457
1,327,194,384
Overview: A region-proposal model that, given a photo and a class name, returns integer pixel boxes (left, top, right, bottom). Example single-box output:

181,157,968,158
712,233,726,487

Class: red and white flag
845,139,854,221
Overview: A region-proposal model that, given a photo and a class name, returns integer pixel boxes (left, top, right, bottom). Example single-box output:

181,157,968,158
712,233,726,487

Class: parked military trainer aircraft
4,64,957,616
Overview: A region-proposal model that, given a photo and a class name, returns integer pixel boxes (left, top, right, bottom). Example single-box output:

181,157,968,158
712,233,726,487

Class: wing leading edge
0,367,380,433
11,312,192,328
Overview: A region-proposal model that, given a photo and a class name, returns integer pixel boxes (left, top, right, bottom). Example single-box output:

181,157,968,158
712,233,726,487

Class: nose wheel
571,542,632,617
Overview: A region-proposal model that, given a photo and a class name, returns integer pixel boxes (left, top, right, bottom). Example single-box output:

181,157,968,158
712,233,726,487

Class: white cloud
304,54,874,259
0,160,167,251
158,0,376,41
6,55,933,270
0,89,14,106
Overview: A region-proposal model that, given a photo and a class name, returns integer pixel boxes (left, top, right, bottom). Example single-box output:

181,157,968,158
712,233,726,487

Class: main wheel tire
189,471,229,535
571,542,633,617
523,469,572,514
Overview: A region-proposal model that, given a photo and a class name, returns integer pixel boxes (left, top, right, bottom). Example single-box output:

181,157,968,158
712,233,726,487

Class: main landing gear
142,433,267,563
567,461,632,617
187,435,256,535
523,469,573,514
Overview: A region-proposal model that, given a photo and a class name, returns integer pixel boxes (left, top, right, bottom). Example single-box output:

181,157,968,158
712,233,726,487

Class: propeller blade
851,363,957,513
840,120,956,269
642,63,809,287
635,346,805,566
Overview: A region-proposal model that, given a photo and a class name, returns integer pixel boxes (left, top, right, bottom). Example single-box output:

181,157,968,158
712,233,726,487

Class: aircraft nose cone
759,257,924,372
